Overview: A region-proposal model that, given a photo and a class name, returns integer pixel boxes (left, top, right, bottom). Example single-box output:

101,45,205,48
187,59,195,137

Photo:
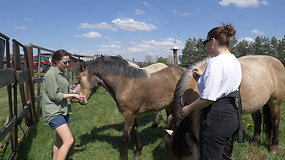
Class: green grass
2,87,284,160
0,86,31,160
15,88,172,160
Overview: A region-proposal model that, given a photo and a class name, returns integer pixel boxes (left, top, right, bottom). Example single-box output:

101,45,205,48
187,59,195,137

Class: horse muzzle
79,98,88,105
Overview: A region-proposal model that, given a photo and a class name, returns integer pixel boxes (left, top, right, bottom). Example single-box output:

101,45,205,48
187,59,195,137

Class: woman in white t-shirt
182,24,242,160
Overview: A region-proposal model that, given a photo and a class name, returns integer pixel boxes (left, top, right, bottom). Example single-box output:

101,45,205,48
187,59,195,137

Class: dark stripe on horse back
86,56,149,79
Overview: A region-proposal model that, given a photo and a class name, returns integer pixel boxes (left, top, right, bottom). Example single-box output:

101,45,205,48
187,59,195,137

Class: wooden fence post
25,46,36,123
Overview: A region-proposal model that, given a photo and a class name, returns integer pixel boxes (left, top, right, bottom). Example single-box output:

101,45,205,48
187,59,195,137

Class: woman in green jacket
42,49,85,160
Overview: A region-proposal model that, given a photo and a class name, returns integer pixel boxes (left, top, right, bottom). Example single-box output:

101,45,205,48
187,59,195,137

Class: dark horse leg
120,111,142,160
152,111,162,128
251,110,262,146
267,101,281,153
131,119,142,157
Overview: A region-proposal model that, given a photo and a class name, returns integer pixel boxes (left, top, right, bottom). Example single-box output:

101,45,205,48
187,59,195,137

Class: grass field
1,86,283,160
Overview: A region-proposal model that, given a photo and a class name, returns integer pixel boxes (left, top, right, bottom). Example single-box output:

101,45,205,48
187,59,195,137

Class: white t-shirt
198,53,242,101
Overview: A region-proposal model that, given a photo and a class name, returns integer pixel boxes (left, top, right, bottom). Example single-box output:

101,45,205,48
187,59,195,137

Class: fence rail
0,33,36,160
0,32,95,159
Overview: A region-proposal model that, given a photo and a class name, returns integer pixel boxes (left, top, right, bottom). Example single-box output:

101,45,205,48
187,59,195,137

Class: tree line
179,36,285,68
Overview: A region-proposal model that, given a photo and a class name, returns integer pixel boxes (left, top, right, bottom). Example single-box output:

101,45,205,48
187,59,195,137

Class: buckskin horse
167,55,285,160
143,62,168,127
76,56,184,160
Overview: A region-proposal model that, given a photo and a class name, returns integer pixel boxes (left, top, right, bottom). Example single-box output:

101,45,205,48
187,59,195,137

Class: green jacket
42,67,71,124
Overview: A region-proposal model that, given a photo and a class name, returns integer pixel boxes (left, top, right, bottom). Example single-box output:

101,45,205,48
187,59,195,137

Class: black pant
199,96,239,160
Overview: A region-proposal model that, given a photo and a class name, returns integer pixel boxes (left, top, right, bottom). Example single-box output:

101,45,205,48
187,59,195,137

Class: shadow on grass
16,122,38,160
70,112,171,159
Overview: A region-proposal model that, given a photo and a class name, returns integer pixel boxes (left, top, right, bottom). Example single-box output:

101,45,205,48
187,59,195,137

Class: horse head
162,60,208,160
76,60,101,105
163,117,200,160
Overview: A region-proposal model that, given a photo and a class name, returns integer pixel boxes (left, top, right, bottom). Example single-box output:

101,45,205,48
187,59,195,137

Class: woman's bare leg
54,124,74,160
53,132,62,160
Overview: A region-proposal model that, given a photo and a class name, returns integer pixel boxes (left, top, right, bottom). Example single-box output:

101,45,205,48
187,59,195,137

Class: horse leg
151,111,162,128
165,104,175,129
120,111,135,160
267,101,281,154
131,118,143,157
251,110,262,147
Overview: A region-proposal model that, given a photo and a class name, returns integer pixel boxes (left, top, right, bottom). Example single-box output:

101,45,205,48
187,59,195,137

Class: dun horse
167,55,285,160
143,63,168,127
76,56,184,160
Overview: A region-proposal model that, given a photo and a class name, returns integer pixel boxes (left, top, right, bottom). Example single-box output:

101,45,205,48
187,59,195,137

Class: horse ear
80,60,86,72
165,129,174,135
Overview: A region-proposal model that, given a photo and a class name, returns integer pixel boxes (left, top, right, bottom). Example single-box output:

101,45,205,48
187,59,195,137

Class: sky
1,0,285,62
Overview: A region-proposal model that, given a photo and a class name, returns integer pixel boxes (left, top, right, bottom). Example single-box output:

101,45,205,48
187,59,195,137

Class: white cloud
112,18,157,31
128,38,183,55
24,18,32,22
141,1,149,6
219,0,268,8
71,38,183,62
135,8,144,15
79,22,116,31
14,26,27,30
75,32,102,38
98,42,125,56
125,38,183,61
100,41,121,49
239,37,255,42
171,9,189,16
250,29,264,35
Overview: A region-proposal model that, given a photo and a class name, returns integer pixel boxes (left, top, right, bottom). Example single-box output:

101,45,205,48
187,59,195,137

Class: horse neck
95,73,123,98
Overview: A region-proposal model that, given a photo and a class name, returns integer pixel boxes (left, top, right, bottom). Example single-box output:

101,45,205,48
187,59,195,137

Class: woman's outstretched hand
70,94,86,103
73,94,86,100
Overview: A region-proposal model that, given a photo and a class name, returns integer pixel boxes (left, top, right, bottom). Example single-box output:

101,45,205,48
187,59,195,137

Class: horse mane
171,57,210,158
85,56,150,79
173,57,210,127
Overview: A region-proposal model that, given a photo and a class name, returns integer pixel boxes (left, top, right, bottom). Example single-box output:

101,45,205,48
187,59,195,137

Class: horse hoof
134,150,142,157
270,145,279,154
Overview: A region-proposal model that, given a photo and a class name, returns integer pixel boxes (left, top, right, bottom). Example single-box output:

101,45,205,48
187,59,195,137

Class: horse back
134,66,185,114
143,63,168,73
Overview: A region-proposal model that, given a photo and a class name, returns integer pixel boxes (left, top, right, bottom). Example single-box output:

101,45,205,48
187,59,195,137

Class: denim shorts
49,114,70,130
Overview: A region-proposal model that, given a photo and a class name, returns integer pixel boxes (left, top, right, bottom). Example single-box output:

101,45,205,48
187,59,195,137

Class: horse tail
262,104,272,142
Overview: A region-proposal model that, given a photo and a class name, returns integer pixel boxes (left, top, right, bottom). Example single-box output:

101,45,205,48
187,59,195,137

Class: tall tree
252,37,271,55
116,55,123,59
269,37,279,58
276,36,285,64
179,38,207,68
232,39,253,57
156,56,169,65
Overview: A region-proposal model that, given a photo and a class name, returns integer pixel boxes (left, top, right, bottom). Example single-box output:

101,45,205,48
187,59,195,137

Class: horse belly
139,99,172,114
